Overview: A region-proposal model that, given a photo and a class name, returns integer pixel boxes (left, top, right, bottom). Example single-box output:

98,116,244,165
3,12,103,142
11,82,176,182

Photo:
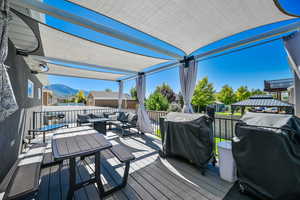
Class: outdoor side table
52,133,112,200
88,118,109,135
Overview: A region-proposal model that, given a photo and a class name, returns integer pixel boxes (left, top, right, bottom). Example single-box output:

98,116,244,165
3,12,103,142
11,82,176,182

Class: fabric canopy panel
69,0,293,54
38,23,167,73
44,63,125,81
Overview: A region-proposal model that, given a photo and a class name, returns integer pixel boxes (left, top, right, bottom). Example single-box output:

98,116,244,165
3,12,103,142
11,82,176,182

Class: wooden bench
2,144,46,200
28,123,68,143
103,144,135,197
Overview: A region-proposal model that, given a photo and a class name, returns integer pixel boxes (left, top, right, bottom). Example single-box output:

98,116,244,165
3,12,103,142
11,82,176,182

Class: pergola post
179,56,198,113
118,80,123,110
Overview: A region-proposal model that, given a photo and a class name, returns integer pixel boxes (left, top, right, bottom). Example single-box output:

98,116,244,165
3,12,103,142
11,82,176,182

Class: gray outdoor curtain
136,73,153,133
284,32,300,78
179,59,198,113
118,80,123,110
0,0,18,122
284,31,300,116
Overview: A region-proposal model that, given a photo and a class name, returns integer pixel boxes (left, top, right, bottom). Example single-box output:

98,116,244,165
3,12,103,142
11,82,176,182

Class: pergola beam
120,61,179,81
42,72,118,81
194,21,300,61
11,0,183,59
31,55,137,74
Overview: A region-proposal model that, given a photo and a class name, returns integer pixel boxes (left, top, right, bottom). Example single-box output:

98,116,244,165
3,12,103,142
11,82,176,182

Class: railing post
33,111,36,130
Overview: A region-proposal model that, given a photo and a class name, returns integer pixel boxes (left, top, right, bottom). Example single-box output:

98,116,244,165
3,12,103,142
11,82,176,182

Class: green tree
105,88,112,92
130,87,137,100
146,92,169,111
192,77,215,111
251,88,266,96
236,86,251,101
217,85,236,105
75,90,86,104
154,83,176,103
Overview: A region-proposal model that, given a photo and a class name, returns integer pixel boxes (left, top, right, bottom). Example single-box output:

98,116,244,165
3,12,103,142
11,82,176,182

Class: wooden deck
33,127,233,200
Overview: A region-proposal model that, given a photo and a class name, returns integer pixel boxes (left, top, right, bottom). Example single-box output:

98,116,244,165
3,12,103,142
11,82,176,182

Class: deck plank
48,164,61,200
38,166,50,200
60,161,70,200
36,129,231,200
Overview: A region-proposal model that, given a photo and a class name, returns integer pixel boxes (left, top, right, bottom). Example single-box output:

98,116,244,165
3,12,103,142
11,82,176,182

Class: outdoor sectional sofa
77,112,139,137
77,113,105,126
107,112,139,137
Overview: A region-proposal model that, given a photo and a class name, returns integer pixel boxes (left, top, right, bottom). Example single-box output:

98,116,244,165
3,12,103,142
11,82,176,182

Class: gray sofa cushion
77,114,91,123
127,113,137,125
90,113,104,119
117,112,129,122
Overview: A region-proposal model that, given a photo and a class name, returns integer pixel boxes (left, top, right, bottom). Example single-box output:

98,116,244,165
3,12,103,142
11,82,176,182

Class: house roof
89,91,131,100
249,95,273,99
232,95,292,108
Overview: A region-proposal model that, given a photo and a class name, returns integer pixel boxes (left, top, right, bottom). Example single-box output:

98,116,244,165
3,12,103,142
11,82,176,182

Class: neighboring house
264,78,293,101
288,86,294,104
42,89,57,106
87,91,137,109
210,101,226,112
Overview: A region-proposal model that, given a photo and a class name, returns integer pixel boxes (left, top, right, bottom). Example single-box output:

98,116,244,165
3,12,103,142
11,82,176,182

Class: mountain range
44,84,88,97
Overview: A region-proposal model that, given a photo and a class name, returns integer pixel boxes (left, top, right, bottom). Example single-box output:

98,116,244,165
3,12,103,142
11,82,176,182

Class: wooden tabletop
52,133,112,160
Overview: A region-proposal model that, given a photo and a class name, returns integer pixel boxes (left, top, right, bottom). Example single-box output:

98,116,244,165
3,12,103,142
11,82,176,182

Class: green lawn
155,131,230,156
214,137,231,155
216,112,241,116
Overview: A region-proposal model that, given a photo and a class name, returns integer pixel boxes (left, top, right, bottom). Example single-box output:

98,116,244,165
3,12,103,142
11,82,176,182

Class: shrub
146,92,169,111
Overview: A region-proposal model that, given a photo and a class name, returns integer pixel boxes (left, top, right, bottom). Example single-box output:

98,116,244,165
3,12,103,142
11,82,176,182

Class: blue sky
46,0,300,96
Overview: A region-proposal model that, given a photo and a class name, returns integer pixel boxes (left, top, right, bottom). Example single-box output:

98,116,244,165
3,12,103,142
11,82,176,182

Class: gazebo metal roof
232,95,293,108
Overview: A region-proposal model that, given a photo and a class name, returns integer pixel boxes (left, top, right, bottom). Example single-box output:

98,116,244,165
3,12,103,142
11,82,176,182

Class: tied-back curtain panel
136,73,153,133
284,31,300,116
0,0,18,122
179,59,198,113
118,80,123,110
284,31,300,78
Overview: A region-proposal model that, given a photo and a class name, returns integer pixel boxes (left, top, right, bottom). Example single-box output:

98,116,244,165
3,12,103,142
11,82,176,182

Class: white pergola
5,0,300,131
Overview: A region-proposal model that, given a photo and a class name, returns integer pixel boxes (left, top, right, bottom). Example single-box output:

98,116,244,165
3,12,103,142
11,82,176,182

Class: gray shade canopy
69,0,294,55
9,0,297,80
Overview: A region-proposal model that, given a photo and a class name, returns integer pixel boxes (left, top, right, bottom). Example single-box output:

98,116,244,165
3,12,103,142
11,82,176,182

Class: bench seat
2,144,46,200
3,163,41,200
102,144,135,197
110,145,135,163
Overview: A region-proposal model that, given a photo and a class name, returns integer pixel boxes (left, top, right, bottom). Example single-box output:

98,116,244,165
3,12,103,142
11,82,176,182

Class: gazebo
231,95,293,115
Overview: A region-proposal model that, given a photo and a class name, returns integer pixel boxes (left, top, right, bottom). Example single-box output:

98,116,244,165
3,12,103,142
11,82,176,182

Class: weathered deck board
36,128,232,200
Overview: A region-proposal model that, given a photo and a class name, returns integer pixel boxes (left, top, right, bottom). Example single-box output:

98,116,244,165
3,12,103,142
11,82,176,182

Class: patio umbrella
0,0,18,122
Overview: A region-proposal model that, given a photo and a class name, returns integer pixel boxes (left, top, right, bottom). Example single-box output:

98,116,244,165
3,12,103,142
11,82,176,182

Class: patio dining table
52,132,112,200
